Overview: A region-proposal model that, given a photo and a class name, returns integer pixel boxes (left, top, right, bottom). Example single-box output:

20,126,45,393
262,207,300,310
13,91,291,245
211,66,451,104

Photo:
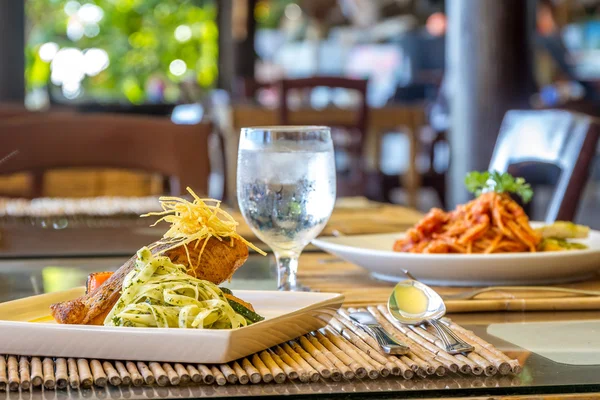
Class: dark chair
489,109,600,223
279,77,369,198
0,113,220,199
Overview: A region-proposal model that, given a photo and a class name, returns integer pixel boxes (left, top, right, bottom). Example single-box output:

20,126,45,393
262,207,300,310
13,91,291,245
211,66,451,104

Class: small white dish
0,289,343,364
312,223,600,286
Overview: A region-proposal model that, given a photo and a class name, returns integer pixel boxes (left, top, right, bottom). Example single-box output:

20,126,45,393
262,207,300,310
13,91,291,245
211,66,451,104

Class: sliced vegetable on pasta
104,247,259,329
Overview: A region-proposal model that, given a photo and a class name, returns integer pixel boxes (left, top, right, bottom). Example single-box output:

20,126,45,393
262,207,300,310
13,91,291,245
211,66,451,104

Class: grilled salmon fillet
50,238,249,325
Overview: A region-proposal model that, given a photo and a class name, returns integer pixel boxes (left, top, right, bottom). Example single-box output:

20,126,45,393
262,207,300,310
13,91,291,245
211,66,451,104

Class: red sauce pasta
393,192,542,254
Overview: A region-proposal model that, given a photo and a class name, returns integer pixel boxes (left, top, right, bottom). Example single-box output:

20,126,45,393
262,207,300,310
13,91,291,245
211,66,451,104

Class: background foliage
26,0,218,104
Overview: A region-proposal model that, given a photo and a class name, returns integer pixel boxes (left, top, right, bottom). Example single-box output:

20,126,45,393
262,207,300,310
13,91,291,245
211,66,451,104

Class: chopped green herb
465,171,533,203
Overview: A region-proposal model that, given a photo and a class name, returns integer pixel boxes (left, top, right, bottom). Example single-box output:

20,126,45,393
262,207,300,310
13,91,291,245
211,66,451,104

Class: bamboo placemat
300,253,600,313
0,307,519,391
0,197,422,237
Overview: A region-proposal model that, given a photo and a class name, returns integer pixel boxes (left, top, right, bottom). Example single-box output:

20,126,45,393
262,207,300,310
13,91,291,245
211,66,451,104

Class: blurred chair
279,77,369,198
0,113,223,199
237,77,273,100
489,109,600,223
378,81,449,208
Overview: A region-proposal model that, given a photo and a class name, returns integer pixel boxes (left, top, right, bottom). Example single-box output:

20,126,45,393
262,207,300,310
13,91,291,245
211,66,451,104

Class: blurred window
25,0,218,108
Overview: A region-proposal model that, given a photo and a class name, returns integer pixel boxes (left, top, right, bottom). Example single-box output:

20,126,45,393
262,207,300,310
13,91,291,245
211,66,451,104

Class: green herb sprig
465,171,534,203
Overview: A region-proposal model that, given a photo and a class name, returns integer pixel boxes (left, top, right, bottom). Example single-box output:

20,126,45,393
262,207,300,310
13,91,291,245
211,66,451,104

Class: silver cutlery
348,311,410,355
387,279,474,355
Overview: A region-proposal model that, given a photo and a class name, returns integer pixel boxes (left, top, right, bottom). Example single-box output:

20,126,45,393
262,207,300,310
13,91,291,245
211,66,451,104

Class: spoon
387,279,474,354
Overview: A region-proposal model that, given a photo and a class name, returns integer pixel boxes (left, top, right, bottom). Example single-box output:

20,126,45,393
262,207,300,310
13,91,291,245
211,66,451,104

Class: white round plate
311,223,600,286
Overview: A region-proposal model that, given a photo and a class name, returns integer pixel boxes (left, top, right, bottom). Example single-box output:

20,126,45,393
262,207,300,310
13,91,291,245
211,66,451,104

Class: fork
442,286,600,300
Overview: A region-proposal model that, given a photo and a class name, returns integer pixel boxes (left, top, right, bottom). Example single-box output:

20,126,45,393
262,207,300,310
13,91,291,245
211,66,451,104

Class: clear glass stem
275,251,304,291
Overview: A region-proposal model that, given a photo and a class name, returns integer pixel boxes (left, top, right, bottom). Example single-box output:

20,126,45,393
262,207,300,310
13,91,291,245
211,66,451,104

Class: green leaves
465,171,534,203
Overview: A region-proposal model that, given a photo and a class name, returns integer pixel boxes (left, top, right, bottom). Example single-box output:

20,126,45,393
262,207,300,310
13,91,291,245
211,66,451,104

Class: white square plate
0,289,343,364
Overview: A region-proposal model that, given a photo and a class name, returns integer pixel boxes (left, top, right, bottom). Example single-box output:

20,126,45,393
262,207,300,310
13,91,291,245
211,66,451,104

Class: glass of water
237,126,336,291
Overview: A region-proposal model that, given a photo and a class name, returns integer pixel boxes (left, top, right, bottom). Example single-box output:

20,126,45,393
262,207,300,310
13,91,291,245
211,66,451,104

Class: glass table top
0,254,600,399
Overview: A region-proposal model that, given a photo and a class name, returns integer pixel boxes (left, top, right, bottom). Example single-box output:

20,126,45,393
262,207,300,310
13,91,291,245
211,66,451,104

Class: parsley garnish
465,171,533,203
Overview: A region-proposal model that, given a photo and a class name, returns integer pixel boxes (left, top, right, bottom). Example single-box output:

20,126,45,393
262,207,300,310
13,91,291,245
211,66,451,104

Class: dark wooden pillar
446,0,537,206
0,1,25,102
217,0,256,95
234,0,257,80
217,0,235,93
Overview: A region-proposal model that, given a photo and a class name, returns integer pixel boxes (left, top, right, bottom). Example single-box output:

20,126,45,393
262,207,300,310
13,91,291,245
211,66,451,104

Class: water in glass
237,126,336,291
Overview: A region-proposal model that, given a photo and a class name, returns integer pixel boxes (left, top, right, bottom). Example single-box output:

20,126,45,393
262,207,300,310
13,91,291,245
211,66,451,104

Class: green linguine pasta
103,247,247,329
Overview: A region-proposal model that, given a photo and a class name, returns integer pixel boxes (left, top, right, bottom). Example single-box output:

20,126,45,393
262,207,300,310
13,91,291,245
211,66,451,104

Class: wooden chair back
489,109,600,222
0,113,216,198
278,77,369,197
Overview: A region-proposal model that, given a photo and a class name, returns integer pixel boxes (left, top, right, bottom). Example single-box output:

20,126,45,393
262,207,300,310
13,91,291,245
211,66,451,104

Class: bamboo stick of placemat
284,340,328,380
288,340,331,379
173,363,190,384
420,325,488,376
331,314,407,376
148,362,168,386
333,311,405,372
55,358,68,389
376,305,462,372
362,307,437,376
231,361,249,384
403,323,464,372
241,358,262,384
443,319,519,374
90,359,107,387
297,337,342,380
258,351,286,383
467,352,497,376
102,361,122,386
126,361,143,386
197,364,215,384
114,361,131,385
218,363,238,384
31,357,43,388
251,353,273,383
136,362,155,385
376,305,477,374
278,344,320,382
273,346,311,383
266,349,298,381
162,363,180,385
325,320,395,378
42,357,56,389
0,356,5,391
307,334,354,379
367,307,446,376
406,326,472,374
210,366,227,386
67,358,80,389
313,331,365,379
320,329,387,379
186,364,202,383
78,359,93,388
18,357,30,390
7,355,19,391
322,327,382,379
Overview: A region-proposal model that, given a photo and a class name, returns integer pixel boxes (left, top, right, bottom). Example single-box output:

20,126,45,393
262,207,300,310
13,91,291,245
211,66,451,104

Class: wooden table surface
222,103,427,207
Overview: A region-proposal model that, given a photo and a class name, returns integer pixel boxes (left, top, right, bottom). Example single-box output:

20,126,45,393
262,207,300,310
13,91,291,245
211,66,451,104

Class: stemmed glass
237,126,336,291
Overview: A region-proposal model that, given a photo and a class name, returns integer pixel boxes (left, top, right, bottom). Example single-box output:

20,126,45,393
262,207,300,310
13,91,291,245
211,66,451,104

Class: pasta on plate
104,247,247,329
393,192,541,254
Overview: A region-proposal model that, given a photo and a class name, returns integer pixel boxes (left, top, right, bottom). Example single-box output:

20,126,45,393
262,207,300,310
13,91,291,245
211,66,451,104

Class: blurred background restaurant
1,0,600,226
